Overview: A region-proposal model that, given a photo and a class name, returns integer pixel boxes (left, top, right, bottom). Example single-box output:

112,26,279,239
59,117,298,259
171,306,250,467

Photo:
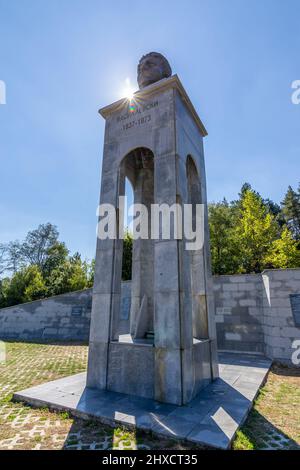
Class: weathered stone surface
107,342,154,399
88,293,111,343
154,348,182,405
0,289,93,342
13,353,272,449
86,341,108,389
154,291,181,349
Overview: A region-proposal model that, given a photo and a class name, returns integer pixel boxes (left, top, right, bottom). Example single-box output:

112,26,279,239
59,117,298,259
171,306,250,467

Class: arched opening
118,147,155,341
186,155,209,339
121,177,133,282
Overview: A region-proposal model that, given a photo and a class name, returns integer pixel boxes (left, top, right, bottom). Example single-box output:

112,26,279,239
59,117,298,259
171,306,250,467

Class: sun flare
122,77,135,101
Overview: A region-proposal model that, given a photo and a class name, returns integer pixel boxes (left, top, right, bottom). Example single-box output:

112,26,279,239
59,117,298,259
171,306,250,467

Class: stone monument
86,52,219,405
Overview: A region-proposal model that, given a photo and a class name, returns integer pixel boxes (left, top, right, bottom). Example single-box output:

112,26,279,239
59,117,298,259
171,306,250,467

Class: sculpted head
137,52,172,89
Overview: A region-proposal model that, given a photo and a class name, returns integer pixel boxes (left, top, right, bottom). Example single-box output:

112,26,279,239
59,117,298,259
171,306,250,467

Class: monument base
13,353,271,449
104,336,213,402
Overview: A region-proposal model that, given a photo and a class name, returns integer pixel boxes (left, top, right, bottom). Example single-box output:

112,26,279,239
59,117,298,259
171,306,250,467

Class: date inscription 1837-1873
118,100,159,131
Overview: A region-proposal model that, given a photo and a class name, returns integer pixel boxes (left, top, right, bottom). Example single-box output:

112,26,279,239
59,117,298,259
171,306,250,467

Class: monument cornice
99,74,208,137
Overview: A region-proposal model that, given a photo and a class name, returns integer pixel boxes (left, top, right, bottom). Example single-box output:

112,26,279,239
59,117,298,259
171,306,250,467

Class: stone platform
13,353,272,449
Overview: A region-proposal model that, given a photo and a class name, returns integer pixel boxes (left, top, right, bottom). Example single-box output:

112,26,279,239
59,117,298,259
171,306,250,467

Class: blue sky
0,0,299,261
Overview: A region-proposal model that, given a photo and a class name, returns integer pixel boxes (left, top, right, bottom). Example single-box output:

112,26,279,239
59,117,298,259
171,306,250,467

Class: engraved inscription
123,115,151,131
117,100,159,131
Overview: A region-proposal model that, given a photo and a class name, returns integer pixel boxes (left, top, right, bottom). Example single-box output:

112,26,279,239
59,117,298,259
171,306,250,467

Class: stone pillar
152,143,179,403
87,156,122,389
153,151,194,405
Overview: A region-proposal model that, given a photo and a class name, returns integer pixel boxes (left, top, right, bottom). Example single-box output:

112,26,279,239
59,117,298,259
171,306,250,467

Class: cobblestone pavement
0,341,299,450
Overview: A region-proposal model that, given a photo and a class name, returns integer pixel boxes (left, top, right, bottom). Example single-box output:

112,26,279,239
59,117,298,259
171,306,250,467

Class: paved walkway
14,353,272,449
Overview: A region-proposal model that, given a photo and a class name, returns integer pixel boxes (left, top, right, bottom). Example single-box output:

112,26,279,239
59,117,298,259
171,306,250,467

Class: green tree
234,189,279,273
0,278,10,308
4,223,61,275
263,198,281,218
6,241,24,273
233,183,261,209
208,200,239,274
238,182,254,199
46,254,88,296
5,265,46,306
265,227,300,269
281,185,300,240
0,244,7,276
20,223,60,270
122,230,133,280
235,183,283,221
0,223,97,307
42,242,69,278
87,258,95,287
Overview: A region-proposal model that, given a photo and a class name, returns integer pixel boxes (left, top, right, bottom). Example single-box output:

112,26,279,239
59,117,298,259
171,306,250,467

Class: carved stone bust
137,52,172,89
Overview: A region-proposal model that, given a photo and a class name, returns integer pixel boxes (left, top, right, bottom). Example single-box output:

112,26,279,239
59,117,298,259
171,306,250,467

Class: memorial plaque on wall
290,294,300,327
71,306,84,316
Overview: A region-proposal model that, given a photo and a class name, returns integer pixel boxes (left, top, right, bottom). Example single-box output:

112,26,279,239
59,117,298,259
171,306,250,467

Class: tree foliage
46,253,89,296
281,185,300,240
20,223,60,270
208,200,239,274
4,265,46,307
4,224,61,275
42,242,69,277
234,189,278,273
0,223,93,307
265,227,300,269
0,244,7,276
122,230,133,281
6,241,23,273
0,278,10,308
209,184,300,274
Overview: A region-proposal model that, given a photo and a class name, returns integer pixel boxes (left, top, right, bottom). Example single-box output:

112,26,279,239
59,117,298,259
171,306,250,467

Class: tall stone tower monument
87,53,219,406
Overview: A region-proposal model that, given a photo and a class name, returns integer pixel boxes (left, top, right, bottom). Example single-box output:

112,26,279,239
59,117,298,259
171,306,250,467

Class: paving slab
13,353,272,449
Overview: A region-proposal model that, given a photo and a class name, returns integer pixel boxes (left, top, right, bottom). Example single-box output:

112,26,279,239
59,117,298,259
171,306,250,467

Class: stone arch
186,155,209,339
116,147,155,340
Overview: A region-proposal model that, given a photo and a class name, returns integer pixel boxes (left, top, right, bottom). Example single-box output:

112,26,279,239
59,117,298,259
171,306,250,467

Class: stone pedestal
87,74,219,405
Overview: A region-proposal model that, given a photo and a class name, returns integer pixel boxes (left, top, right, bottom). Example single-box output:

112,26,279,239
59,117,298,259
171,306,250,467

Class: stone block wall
0,289,93,341
214,269,300,363
262,269,300,361
213,274,264,354
0,270,299,363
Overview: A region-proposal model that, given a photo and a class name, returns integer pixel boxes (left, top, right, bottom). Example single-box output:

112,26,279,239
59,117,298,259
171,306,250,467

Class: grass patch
233,430,254,450
233,364,300,450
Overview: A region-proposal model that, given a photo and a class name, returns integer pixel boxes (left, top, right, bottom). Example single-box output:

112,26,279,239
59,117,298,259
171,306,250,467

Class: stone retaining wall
213,273,264,354
214,269,300,362
0,289,93,341
0,270,299,363
262,269,300,361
